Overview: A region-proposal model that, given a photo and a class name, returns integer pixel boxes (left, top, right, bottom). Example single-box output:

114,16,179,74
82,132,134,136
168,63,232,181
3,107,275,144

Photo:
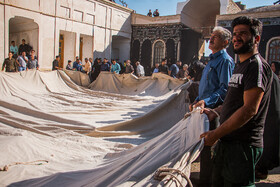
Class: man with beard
200,16,273,187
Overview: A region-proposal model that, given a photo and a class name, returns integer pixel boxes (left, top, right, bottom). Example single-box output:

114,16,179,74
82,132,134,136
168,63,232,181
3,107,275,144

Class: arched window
267,38,280,64
153,41,165,65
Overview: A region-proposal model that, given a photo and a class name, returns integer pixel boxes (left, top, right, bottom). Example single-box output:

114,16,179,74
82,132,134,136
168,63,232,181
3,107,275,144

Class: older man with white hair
190,26,235,111
189,26,235,185
136,61,145,77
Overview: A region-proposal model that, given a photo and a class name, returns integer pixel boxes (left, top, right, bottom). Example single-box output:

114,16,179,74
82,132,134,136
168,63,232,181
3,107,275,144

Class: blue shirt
73,61,82,71
196,49,235,108
27,59,39,69
111,63,121,74
17,55,27,68
10,45,18,55
101,63,110,71
170,64,179,78
153,67,159,73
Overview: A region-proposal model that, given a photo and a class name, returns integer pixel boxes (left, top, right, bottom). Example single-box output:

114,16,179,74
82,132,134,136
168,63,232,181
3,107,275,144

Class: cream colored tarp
64,70,91,87
0,70,207,186
11,112,208,187
89,72,185,97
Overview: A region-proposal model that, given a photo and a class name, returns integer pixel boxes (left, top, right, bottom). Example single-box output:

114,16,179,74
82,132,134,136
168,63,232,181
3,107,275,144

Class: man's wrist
211,108,220,118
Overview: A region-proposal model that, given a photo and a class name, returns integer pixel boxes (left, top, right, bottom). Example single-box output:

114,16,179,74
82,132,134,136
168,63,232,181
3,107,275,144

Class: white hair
213,26,232,48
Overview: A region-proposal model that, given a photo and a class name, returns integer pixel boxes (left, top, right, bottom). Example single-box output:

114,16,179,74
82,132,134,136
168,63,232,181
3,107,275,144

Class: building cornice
217,9,280,20
132,13,181,25
132,22,182,27
94,0,133,13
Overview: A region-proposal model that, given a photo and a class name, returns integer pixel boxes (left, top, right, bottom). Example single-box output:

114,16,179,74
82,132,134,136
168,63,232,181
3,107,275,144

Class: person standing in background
2,52,17,72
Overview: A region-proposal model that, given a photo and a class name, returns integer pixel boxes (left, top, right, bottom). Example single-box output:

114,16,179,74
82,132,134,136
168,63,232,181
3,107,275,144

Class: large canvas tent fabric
0,70,208,186
11,112,208,187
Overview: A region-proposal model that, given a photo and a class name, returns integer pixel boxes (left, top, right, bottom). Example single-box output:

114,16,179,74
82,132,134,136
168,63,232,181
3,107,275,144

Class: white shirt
84,61,91,73
137,64,145,76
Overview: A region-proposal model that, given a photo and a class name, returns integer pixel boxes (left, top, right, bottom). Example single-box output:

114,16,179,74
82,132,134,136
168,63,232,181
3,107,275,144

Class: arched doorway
153,40,165,66
131,40,140,63
166,39,175,65
141,39,152,75
9,16,39,59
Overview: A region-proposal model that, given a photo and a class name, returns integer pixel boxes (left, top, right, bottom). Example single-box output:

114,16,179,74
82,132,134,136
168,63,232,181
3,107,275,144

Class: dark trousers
199,117,219,185
212,141,262,187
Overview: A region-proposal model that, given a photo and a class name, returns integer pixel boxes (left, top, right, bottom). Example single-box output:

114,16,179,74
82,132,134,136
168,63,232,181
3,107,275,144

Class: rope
208,108,220,118
184,107,220,120
167,79,172,91
0,160,49,172
154,167,193,187
184,107,201,120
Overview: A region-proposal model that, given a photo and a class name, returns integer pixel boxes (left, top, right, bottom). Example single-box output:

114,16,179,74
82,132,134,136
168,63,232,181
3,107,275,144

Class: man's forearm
211,105,255,140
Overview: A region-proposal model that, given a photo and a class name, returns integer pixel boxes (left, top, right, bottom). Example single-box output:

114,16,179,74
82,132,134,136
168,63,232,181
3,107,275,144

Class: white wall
5,0,40,12
93,26,106,59
0,0,133,70
112,36,130,63
39,15,55,70
0,5,4,63
95,4,107,28
81,34,93,61
40,0,56,15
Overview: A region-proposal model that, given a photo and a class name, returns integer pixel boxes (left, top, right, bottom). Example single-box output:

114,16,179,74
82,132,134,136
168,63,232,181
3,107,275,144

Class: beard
233,37,254,54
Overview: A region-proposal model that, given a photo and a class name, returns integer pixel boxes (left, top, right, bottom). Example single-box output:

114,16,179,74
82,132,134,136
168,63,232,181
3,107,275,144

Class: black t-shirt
220,54,273,148
158,64,169,74
18,44,32,55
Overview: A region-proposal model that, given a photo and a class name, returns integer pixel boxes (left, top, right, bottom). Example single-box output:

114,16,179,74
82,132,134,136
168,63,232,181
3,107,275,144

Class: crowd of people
2,39,38,72
3,41,193,84
2,15,280,187
52,55,192,83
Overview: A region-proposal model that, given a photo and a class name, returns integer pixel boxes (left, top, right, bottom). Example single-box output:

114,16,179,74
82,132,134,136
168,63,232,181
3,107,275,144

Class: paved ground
190,161,280,186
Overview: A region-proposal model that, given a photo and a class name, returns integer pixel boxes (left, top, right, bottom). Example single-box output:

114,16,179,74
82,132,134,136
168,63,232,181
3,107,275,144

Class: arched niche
166,39,175,65
9,16,39,57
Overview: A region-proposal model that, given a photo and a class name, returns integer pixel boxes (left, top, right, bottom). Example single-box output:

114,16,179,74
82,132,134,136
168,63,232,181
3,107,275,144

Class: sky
118,0,277,16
